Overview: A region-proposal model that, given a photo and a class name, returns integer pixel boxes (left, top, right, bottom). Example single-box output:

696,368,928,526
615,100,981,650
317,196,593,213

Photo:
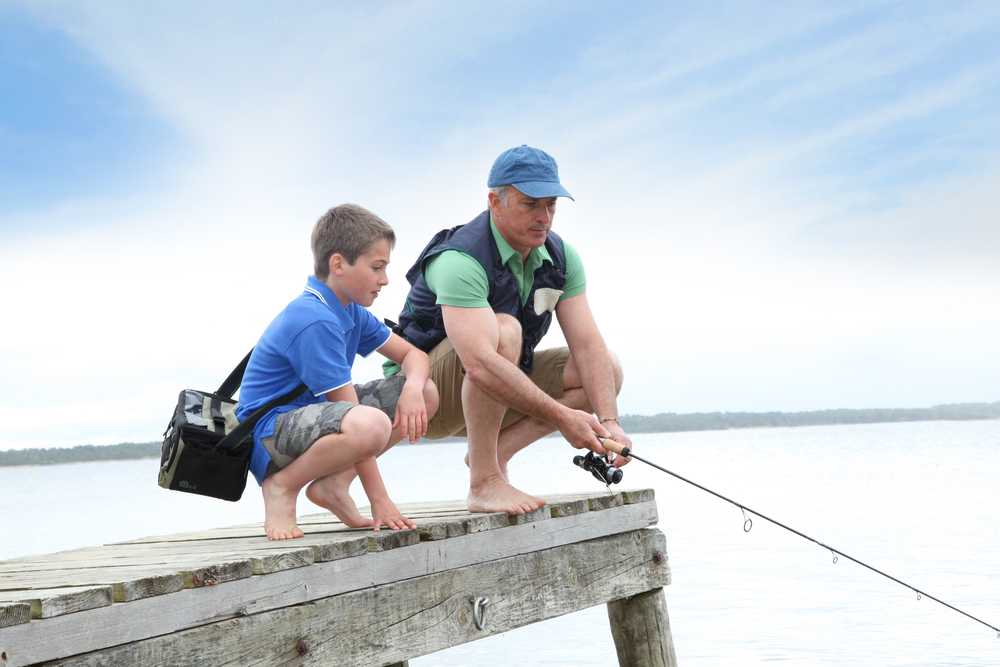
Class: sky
1,1,998,451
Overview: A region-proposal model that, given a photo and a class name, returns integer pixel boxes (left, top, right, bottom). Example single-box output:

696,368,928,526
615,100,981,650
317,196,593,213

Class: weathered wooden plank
549,498,590,518
39,529,670,667
111,573,184,603
0,500,659,666
588,491,623,510
0,558,247,586
506,505,550,526
416,520,467,541
465,512,509,533
608,587,678,667
544,489,623,511
367,529,419,553
1,538,362,585
0,553,255,576
621,488,655,505
106,491,652,545
0,603,30,628
0,586,113,620
310,535,370,562
445,520,470,538
249,548,314,575
0,569,184,603
4,533,371,569
182,561,254,588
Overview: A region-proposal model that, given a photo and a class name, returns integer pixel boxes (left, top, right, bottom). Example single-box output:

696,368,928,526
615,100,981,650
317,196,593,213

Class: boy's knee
347,406,393,456
495,314,522,364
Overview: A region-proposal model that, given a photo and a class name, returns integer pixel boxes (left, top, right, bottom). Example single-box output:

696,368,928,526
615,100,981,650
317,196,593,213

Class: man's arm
555,291,632,454
441,304,613,454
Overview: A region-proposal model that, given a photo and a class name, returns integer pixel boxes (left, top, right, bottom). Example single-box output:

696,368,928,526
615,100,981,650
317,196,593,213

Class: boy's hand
370,497,418,532
393,382,428,444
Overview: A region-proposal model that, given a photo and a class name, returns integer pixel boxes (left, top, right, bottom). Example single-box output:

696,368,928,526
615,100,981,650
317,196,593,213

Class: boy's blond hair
311,204,396,279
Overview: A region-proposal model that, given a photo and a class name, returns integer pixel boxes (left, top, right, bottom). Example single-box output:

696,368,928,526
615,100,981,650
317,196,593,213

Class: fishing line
597,437,1000,637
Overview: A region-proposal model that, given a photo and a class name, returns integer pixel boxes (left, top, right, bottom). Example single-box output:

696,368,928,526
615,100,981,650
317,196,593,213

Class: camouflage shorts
262,374,406,477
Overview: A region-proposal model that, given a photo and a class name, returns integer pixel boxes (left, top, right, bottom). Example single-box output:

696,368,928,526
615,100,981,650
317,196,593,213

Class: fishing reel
573,451,624,485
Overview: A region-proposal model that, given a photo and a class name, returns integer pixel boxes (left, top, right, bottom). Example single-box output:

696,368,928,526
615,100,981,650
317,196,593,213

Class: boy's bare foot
305,469,376,528
468,476,546,515
262,475,305,540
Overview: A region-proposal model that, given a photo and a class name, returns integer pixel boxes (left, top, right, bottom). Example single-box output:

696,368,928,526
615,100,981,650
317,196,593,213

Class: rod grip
601,438,630,457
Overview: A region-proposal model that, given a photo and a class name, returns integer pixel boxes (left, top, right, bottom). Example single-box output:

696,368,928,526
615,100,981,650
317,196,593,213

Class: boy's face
334,238,391,308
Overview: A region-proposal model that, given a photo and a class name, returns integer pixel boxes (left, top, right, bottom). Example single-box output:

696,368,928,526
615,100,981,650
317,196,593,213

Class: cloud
1,1,999,448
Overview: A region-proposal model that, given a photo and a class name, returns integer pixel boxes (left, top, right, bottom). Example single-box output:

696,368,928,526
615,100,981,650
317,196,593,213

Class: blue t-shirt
236,275,391,484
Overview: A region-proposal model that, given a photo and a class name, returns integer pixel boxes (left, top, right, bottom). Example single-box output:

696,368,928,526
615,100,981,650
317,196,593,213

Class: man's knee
495,313,522,364
608,349,624,396
424,379,440,419
562,348,624,395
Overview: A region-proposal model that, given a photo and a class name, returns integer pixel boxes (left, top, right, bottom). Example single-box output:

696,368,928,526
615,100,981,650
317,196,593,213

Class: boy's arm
377,333,433,444
324,383,415,531
354,458,417,531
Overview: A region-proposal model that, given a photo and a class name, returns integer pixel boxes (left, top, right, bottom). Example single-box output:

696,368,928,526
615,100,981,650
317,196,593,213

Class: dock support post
607,587,677,667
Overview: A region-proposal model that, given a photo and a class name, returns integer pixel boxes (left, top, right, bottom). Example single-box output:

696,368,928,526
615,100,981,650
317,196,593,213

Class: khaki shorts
423,338,569,439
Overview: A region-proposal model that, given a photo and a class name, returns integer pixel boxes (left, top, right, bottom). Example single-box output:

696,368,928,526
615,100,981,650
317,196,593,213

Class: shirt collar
489,213,551,266
304,275,355,331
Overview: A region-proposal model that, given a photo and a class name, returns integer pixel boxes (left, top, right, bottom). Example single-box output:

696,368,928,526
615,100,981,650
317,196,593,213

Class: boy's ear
328,253,346,277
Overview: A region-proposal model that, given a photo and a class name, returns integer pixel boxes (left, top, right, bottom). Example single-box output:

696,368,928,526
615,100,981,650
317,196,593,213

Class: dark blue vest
395,210,567,373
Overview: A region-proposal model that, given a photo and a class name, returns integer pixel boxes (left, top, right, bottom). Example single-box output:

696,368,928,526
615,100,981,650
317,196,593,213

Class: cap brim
511,181,574,201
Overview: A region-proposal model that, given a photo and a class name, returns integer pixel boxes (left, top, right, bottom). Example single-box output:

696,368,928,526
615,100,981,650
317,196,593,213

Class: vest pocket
533,287,563,314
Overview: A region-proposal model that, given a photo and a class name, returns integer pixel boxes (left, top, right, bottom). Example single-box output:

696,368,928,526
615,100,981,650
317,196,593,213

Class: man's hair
489,184,511,207
311,204,396,278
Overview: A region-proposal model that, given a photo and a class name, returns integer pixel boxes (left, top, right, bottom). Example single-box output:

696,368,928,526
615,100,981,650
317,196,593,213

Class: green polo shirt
383,217,586,377
425,216,586,308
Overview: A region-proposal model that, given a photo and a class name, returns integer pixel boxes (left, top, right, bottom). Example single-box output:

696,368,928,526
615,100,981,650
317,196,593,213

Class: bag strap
212,381,309,453
216,348,254,398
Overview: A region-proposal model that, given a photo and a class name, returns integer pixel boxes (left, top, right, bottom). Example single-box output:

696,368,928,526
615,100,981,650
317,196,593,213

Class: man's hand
601,420,632,467
557,407,606,452
393,382,428,444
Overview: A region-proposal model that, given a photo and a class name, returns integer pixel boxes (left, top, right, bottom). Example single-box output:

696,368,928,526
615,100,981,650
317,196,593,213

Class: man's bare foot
468,476,546,515
262,475,305,540
465,451,510,482
305,469,375,528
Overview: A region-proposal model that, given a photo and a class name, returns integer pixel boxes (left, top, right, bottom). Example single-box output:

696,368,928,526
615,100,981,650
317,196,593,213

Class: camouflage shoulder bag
157,350,307,501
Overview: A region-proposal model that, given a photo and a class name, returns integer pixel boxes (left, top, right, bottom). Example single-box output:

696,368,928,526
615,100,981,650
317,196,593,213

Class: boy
236,204,438,540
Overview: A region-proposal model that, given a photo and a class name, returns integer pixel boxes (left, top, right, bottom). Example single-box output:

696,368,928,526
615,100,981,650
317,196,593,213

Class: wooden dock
0,489,676,666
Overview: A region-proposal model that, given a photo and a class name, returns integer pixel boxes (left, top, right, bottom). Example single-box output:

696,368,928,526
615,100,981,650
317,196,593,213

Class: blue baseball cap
487,145,574,201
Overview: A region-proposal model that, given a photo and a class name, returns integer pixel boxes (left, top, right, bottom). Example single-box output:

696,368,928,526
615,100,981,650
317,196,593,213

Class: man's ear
328,253,346,277
487,190,504,217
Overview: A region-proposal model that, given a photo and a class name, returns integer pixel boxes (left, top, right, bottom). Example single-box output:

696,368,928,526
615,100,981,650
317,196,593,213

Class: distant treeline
1,402,997,467
619,401,1000,433
0,442,160,467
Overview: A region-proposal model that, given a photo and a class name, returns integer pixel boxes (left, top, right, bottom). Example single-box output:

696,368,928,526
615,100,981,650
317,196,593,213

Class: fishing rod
588,437,1000,638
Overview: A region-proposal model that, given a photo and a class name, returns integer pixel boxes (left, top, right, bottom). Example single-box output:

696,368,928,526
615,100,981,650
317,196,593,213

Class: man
388,145,631,515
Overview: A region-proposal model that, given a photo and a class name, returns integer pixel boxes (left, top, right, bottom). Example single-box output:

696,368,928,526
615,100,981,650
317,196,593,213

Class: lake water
2,420,998,665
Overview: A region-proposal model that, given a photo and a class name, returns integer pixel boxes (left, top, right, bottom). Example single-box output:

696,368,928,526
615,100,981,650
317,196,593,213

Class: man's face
489,186,558,259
